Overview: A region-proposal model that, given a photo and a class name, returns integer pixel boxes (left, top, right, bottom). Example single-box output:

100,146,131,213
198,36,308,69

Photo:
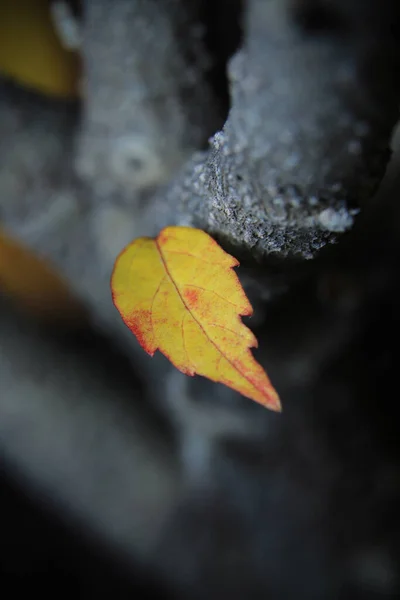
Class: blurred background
0,1,179,596
1,1,400,599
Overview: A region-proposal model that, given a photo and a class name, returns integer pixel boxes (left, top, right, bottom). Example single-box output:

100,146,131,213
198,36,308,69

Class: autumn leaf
0,0,80,98
111,226,281,411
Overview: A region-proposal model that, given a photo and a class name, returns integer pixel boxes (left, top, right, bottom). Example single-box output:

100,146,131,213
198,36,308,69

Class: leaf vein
206,321,255,344
156,242,258,392
184,284,244,311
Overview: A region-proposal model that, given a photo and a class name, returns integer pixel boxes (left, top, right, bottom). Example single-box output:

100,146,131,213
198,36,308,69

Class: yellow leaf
0,0,80,98
111,226,281,411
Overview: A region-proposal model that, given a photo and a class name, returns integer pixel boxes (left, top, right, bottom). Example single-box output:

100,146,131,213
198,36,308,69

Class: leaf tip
270,393,282,413
262,375,282,411
253,375,282,412
258,390,282,413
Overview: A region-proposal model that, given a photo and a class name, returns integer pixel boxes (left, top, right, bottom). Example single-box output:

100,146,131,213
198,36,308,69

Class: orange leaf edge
111,226,282,412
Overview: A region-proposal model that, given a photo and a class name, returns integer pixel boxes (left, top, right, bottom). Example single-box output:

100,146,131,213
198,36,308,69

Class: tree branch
146,0,400,259
76,0,222,198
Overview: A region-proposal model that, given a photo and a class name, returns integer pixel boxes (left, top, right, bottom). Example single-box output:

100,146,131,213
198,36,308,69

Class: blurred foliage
0,0,80,98
0,230,86,323
0,1,83,322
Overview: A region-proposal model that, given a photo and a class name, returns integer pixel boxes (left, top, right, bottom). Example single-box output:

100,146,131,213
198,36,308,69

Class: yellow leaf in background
0,230,85,323
111,226,281,411
0,0,80,98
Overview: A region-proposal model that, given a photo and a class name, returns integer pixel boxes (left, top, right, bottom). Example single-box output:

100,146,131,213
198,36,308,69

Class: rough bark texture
1,0,400,598
150,0,400,259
